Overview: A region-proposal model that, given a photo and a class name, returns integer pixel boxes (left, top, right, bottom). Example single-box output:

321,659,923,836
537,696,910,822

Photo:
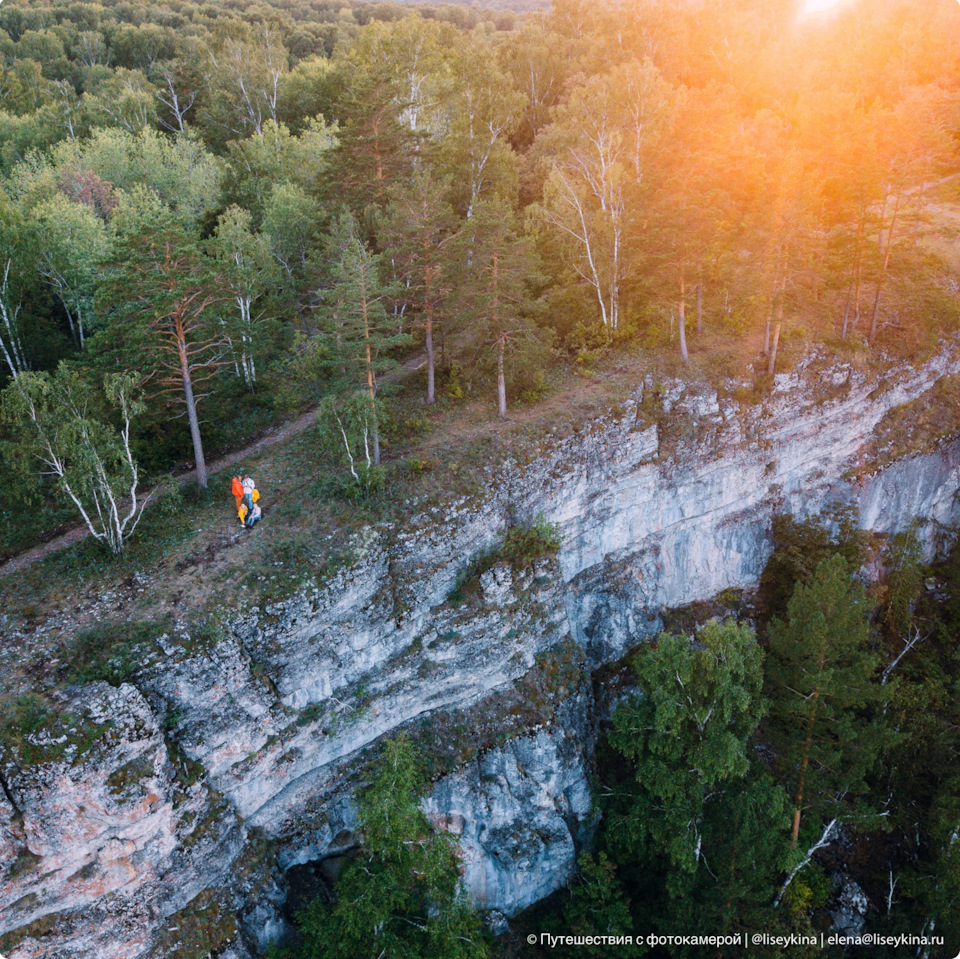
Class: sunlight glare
801,0,846,18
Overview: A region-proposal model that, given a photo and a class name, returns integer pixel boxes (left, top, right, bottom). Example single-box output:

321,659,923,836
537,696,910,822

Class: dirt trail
0,407,318,579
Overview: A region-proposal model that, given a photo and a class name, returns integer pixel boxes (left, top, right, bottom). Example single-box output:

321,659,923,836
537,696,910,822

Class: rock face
423,690,596,916
0,684,244,959
2,349,960,957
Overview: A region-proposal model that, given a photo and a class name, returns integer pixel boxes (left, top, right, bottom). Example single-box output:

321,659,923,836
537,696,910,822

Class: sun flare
801,0,846,17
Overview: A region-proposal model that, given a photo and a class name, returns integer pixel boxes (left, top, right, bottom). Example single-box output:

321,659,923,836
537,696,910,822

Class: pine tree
377,171,458,406
96,194,228,489
314,212,407,469
763,554,892,845
451,198,543,418
561,853,639,958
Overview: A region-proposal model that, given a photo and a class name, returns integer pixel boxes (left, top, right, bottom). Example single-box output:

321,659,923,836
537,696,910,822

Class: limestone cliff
2,347,960,958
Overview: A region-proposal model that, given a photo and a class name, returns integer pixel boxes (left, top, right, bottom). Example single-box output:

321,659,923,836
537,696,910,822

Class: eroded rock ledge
3,348,960,958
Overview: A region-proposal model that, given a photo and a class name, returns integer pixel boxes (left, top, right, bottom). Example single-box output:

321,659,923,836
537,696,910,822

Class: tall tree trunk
497,337,506,419
362,290,380,466
849,216,864,339
372,110,385,203
424,260,436,405
841,284,852,341
791,692,821,845
425,311,435,405
696,264,703,335
764,247,782,357
493,251,505,418
870,191,901,346
767,284,784,377
176,314,208,489
869,286,882,345
678,272,689,364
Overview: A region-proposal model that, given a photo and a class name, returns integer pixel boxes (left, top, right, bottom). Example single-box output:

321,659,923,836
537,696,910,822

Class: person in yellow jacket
238,501,262,528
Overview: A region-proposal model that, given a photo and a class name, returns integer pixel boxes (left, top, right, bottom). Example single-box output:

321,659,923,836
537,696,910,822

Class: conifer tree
314,213,408,470
377,171,458,405
763,554,892,845
97,193,228,489
452,199,543,418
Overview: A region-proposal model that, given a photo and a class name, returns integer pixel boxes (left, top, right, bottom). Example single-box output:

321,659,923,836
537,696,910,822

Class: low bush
63,619,169,686
449,516,561,605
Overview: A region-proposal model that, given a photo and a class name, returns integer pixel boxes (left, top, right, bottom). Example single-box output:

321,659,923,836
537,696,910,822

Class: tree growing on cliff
276,736,488,959
763,555,893,846
603,620,793,946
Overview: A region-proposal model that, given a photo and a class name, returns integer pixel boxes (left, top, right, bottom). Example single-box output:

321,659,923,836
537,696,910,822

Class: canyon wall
2,348,959,957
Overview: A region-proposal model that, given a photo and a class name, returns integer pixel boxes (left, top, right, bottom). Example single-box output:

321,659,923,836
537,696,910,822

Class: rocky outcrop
423,689,596,916
0,683,244,958
3,348,960,957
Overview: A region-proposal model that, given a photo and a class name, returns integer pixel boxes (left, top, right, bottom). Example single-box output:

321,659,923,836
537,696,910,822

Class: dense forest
1,0,959,553
0,0,960,955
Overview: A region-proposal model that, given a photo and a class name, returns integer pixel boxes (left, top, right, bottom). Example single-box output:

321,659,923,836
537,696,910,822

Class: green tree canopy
763,554,893,844
280,736,489,959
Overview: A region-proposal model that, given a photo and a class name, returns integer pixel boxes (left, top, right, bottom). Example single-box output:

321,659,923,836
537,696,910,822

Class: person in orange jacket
231,476,244,511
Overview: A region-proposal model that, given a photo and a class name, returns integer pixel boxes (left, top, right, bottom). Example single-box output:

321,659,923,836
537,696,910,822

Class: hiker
237,501,261,529
232,476,244,511
241,476,258,512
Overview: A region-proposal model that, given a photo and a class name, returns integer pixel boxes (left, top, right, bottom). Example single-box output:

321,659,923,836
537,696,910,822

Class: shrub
0,693,108,765
449,516,561,605
500,517,562,564
63,619,168,686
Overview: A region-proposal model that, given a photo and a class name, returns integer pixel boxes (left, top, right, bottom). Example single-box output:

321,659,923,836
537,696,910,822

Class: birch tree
605,620,792,942
0,191,34,380
533,60,670,331
83,68,158,132
314,213,407,469
867,86,953,345
30,194,107,350
0,368,151,554
206,24,289,139
498,22,568,151
609,621,768,875
157,69,198,134
209,205,277,391
442,42,525,217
